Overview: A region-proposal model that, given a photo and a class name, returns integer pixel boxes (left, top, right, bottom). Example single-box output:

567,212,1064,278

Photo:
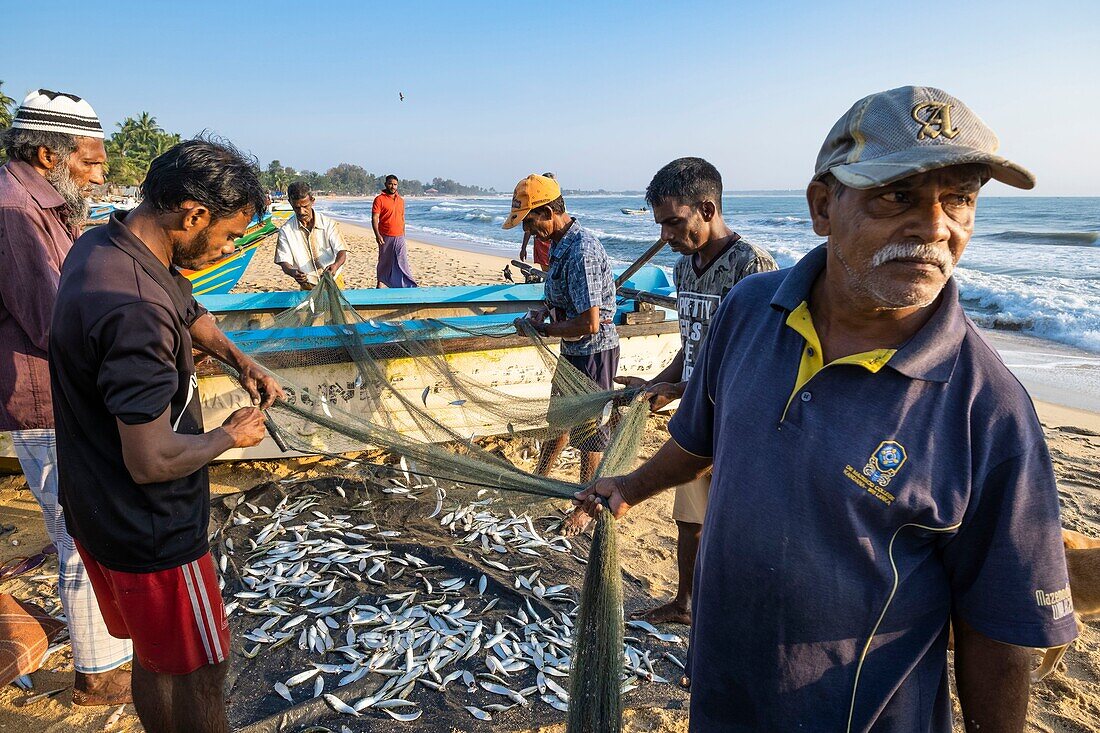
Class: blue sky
4,1,1098,194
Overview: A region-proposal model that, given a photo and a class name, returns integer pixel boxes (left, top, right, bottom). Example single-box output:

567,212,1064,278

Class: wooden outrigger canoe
0,268,679,467
200,266,678,459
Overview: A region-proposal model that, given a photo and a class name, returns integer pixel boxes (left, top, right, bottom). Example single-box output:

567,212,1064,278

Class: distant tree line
261,160,493,197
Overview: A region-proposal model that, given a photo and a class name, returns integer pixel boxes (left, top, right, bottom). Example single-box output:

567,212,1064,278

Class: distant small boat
86,205,113,224
621,207,648,216
85,200,138,226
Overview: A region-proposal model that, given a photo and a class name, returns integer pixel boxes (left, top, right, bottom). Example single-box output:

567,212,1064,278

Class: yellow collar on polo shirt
783,301,896,419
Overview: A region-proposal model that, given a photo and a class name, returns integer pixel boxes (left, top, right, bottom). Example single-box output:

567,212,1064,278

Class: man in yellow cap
506,174,618,483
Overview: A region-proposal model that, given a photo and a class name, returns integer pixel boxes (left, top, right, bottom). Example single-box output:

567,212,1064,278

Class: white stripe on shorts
181,562,215,665
189,560,226,663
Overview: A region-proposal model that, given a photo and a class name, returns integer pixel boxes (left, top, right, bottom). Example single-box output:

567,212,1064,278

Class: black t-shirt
51,212,209,572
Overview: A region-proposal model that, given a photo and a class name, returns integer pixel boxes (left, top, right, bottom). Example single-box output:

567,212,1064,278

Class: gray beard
45,160,89,227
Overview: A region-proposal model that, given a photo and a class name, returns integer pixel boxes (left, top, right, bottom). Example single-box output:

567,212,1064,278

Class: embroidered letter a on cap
911,102,960,140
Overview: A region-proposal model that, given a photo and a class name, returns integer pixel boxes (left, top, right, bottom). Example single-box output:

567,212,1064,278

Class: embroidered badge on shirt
843,440,907,505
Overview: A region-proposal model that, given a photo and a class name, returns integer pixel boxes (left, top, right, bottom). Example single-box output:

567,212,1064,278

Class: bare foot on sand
631,600,691,625
560,506,595,537
72,667,132,706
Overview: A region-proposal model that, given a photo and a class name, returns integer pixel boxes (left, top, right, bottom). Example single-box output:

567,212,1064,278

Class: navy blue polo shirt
668,245,1076,732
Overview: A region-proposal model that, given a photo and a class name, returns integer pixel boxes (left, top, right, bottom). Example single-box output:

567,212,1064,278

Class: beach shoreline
231,219,515,293
314,198,528,264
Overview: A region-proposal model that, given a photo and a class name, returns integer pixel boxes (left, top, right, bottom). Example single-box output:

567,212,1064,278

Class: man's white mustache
872,242,953,273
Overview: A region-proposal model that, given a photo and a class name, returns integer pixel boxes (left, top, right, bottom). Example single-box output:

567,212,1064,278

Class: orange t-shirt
372,193,405,237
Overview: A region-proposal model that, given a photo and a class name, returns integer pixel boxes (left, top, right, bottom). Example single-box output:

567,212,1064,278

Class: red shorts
75,541,229,675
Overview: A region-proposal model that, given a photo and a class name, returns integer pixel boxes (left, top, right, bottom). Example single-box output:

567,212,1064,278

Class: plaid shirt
544,220,618,356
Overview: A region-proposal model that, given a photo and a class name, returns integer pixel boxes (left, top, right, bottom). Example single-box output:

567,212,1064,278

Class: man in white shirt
274,181,347,289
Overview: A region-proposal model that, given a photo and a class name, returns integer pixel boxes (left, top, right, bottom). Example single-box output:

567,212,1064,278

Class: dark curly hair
287,180,312,201
141,135,266,221
646,157,723,213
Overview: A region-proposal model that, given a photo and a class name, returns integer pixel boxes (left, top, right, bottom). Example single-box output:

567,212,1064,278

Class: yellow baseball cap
502,174,562,230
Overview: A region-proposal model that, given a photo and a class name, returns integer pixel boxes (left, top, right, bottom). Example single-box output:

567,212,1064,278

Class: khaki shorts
672,474,711,524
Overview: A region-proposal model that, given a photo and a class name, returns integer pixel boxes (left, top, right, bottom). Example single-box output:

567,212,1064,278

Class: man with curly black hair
51,136,284,733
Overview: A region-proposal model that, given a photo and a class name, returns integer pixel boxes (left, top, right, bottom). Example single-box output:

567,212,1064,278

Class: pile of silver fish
219,479,685,725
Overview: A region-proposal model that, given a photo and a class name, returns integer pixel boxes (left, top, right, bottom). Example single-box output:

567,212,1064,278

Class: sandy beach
233,218,516,292
1,224,1098,732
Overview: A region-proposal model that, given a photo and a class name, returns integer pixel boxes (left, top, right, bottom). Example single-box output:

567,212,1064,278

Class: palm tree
0,81,14,163
131,112,161,152
113,118,140,155
0,81,14,129
105,112,181,185
150,131,180,157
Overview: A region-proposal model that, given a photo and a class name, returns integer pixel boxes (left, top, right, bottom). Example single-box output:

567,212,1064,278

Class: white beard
45,159,89,227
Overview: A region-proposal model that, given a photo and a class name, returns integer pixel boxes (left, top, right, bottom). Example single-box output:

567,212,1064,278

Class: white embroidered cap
11,89,104,139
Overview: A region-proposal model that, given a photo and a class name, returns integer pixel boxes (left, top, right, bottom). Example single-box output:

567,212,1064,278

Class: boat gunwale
197,266,676,314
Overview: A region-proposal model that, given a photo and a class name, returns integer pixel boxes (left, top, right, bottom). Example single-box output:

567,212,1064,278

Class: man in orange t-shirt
371,175,417,288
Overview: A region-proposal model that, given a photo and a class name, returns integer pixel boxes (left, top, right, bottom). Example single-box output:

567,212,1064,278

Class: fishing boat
181,215,279,296
268,202,295,227
0,268,678,467
200,265,678,459
85,200,138,226
86,203,114,224
620,207,648,215
78,207,275,295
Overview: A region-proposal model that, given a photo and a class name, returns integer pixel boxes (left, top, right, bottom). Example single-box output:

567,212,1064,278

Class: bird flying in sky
399,92,405,101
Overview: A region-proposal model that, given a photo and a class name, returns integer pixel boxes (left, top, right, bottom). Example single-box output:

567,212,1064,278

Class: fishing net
216,273,685,731
250,274,650,493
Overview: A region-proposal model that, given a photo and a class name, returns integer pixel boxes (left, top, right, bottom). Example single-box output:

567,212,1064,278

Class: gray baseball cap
813,86,1035,190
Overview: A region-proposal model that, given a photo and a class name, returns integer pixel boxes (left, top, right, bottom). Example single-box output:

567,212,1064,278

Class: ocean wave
580,226,658,245
428,203,506,214
954,268,1100,352
411,225,515,251
980,231,1099,247
749,216,812,227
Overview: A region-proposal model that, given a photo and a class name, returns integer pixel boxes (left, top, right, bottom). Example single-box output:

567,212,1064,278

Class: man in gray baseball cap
814,85,1035,190
577,86,1074,731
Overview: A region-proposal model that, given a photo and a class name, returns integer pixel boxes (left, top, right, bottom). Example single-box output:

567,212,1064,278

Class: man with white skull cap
0,89,133,705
